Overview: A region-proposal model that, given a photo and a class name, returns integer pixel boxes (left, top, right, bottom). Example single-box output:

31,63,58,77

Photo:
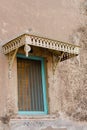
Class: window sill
10,114,59,121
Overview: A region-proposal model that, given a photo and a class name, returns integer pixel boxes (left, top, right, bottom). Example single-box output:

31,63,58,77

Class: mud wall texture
0,0,87,124
57,0,87,121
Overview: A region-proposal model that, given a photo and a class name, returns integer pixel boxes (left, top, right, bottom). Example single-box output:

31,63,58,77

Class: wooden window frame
17,54,48,115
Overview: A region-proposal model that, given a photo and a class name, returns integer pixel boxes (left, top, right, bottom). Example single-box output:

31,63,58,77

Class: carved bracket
24,44,31,57
8,48,18,79
52,52,64,74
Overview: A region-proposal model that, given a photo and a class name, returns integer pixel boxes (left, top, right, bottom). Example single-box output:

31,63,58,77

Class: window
17,54,48,115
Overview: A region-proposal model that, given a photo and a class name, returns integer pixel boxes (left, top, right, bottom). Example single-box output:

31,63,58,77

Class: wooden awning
2,33,80,61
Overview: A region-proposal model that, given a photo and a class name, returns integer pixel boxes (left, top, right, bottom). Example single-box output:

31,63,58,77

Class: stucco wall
0,0,87,129
5,46,61,115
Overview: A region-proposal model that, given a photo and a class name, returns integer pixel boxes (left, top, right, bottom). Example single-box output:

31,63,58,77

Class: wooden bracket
8,48,18,79
52,52,64,74
24,44,31,57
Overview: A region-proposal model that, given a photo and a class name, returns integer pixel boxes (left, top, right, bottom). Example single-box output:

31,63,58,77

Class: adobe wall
1,46,62,116
0,0,87,129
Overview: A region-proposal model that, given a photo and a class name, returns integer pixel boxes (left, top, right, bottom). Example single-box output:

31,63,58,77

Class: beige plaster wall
0,0,87,122
0,0,84,42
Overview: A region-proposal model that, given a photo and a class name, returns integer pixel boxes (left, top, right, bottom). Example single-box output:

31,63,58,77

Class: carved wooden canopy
2,33,80,61
2,33,80,78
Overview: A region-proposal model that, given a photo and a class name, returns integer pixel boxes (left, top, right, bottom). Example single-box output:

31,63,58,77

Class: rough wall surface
0,0,87,129
0,118,87,130
57,0,87,121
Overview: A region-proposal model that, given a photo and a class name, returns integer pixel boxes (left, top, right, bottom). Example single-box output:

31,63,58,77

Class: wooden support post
8,48,18,79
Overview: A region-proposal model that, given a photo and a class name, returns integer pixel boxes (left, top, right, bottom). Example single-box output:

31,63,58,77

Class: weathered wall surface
57,0,87,121
0,0,84,42
0,0,87,129
0,118,87,130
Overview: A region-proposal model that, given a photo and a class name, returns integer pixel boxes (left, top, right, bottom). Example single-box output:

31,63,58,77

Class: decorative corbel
8,48,18,79
52,52,64,74
24,44,31,57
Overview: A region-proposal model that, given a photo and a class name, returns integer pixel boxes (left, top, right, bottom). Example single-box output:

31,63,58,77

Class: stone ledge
10,114,59,121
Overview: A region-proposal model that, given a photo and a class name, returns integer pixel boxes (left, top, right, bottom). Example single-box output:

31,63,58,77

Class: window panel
17,57,45,113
